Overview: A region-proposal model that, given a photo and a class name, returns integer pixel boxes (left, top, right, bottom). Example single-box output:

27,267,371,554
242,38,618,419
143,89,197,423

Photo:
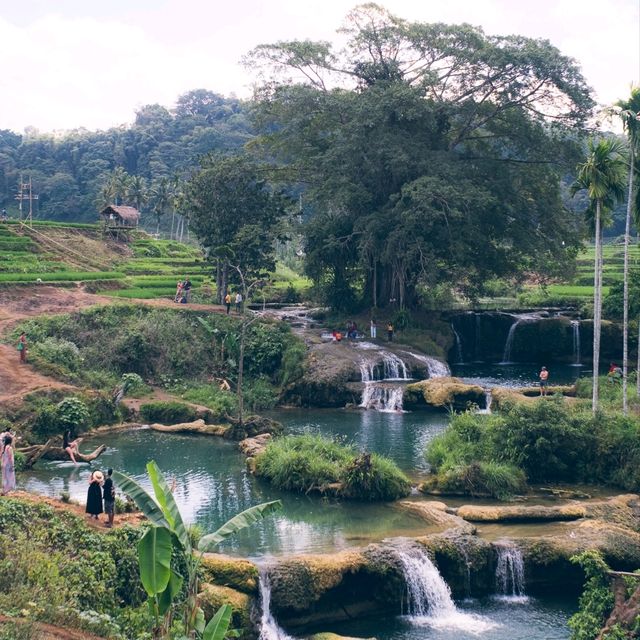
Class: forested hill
0,90,253,222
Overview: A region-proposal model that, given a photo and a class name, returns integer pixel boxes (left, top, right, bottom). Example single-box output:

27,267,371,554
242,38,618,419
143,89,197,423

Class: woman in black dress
86,470,104,520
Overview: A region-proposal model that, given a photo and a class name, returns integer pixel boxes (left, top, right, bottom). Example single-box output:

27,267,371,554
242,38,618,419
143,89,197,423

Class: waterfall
451,324,465,364
358,350,411,411
392,543,496,631
403,351,451,378
258,572,294,640
494,542,528,602
501,313,541,364
477,389,492,414
382,352,410,380
360,384,404,412
571,320,582,366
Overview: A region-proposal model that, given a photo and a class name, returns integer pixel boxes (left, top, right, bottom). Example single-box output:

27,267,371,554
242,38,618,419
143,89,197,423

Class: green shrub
139,401,197,424
244,377,278,411
342,452,411,501
31,337,81,372
426,401,640,495
56,397,90,434
178,385,237,419
256,434,411,501
32,404,61,438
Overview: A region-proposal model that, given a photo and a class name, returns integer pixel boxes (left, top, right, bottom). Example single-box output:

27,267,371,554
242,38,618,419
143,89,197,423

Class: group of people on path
174,277,192,303
86,468,116,527
224,291,243,314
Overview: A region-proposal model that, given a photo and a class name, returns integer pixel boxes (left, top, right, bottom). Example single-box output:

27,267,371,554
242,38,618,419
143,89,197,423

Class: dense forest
0,90,252,225
0,4,633,310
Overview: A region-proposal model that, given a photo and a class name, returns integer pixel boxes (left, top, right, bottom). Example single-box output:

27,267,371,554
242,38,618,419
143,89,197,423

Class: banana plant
114,461,281,639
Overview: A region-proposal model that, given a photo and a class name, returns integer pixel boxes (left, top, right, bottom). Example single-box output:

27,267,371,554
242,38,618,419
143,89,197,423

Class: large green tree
245,4,594,309
187,154,289,301
572,138,627,413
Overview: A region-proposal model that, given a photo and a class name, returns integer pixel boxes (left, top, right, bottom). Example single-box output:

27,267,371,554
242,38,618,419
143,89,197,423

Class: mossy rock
199,583,255,635
404,377,484,410
201,554,259,594
270,550,366,613
456,503,586,523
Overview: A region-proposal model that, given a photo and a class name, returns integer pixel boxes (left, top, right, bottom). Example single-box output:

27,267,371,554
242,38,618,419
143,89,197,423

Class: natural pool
19,400,579,638
20,408,452,557
318,595,574,640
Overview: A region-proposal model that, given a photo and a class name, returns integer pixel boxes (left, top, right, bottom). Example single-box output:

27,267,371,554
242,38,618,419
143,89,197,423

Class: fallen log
150,419,228,436
19,442,108,465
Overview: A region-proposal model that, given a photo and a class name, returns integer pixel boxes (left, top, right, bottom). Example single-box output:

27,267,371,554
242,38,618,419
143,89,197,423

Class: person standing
370,319,377,339
86,470,104,520
235,291,243,313
182,277,192,303
387,321,394,342
224,292,232,314
17,332,27,364
539,366,549,396
174,280,183,303
103,468,116,528
1,434,16,495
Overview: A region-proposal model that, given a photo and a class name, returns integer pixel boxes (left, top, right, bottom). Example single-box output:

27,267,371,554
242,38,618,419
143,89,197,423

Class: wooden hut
99,205,140,241
99,205,140,229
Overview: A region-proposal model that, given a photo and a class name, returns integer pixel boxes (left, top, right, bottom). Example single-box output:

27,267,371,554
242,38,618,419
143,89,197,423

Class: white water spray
494,542,528,602
571,320,582,366
403,351,450,378
501,313,542,364
258,572,295,640
392,543,497,632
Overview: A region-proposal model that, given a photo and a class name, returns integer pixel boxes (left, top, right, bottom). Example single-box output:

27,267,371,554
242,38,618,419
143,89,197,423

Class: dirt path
0,615,107,640
0,286,226,405
6,490,146,530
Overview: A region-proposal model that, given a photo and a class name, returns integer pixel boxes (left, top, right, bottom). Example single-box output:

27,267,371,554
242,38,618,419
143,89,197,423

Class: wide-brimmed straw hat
92,471,104,482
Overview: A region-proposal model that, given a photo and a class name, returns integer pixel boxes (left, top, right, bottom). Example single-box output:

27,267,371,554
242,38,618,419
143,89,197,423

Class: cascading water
501,313,542,364
392,542,496,632
494,541,528,602
451,324,465,364
477,389,492,414
360,384,405,412
402,351,451,378
571,320,582,366
258,572,294,640
358,349,411,411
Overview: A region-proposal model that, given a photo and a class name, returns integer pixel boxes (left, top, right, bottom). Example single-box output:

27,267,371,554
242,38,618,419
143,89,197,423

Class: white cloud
0,0,638,132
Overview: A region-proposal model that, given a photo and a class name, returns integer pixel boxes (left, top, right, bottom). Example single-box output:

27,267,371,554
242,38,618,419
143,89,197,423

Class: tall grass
255,434,411,501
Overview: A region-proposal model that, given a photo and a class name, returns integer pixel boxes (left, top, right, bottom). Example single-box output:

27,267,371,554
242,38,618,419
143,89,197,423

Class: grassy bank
255,434,411,501
424,399,640,499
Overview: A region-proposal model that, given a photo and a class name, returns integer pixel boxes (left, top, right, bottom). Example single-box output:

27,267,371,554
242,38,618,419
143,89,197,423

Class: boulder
199,583,255,636
201,553,259,594
404,377,484,410
239,433,273,459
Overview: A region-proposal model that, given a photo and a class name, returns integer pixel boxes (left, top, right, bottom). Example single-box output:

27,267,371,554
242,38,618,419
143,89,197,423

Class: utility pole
15,174,39,227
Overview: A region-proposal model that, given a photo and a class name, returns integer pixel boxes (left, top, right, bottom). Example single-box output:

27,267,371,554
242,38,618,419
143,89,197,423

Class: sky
0,0,638,133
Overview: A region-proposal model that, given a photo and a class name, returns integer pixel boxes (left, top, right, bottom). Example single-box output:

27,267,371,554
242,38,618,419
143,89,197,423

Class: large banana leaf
203,604,232,640
197,316,215,334
113,470,170,529
138,525,173,597
147,461,191,553
157,569,184,616
198,501,282,552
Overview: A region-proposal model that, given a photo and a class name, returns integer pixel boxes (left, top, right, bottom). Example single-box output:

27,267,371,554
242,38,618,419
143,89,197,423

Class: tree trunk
170,210,176,240
216,260,222,304
372,260,378,309
592,200,602,413
222,260,229,305
623,148,634,414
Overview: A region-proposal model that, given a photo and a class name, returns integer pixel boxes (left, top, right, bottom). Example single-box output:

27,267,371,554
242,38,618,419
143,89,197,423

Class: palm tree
150,178,171,236
109,166,131,205
616,88,640,411
572,138,627,413
126,174,148,215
